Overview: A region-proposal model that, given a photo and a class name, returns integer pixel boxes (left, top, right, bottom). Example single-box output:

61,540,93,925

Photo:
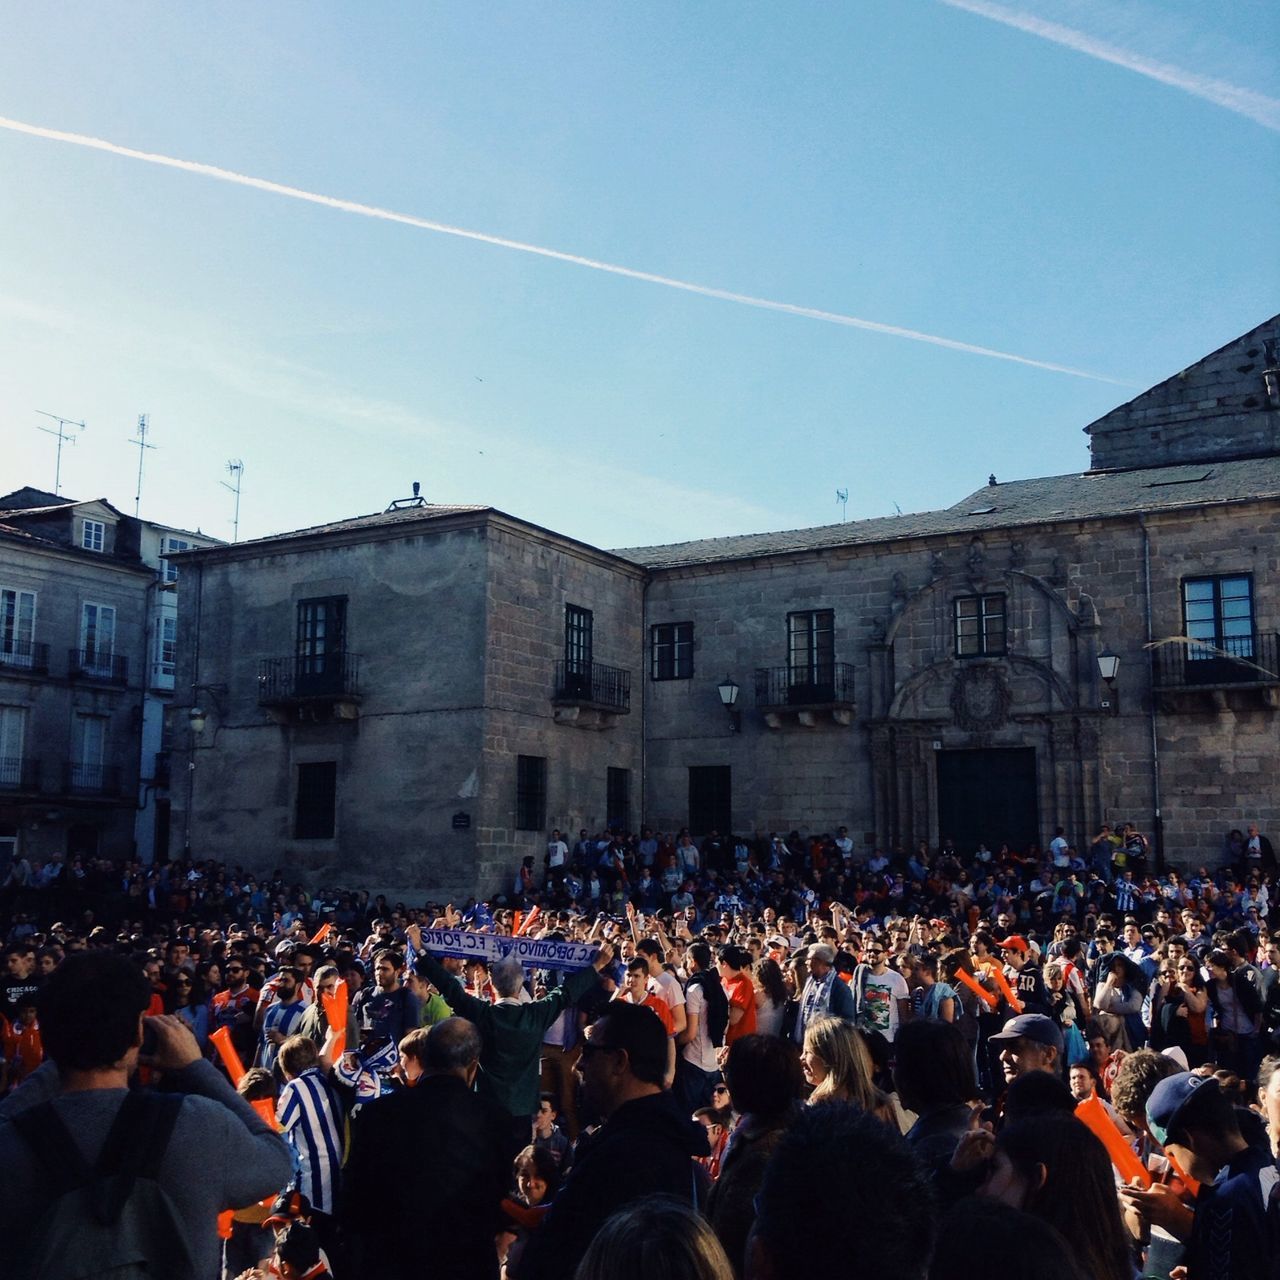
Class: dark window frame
787,609,835,683
650,621,694,680
953,593,1007,658
295,761,337,840
564,605,593,672
296,596,348,675
516,755,547,831
1181,573,1255,660
607,766,631,833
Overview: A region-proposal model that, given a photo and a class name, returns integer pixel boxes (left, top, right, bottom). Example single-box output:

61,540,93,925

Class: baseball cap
988,1014,1064,1055
265,1189,313,1227
1147,1071,1219,1147
1000,936,1030,954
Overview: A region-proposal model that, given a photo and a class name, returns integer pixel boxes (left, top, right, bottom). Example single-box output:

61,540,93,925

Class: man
408,923,611,1155
350,948,419,1051
745,1103,935,1280
1000,935,1051,1017
1123,1072,1280,1280
717,944,758,1047
2,943,41,1021
260,964,306,1073
677,941,726,1112
343,1018,511,1280
211,954,259,1067
0,952,291,1280
989,1012,1063,1084
1246,822,1277,874
851,939,909,1044
618,956,676,1087
518,1001,710,1280
531,1092,571,1166
633,930,688,1037
545,829,569,884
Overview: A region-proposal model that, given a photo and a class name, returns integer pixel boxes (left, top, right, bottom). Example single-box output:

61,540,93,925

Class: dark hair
995,1118,1132,1280
39,951,151,1071
754,1103,935,1279
372,947,404,970
426,1017,482,1073
717,944,747,971
754,957,789,1008
636,938,664,963
722,1033,804,1118
595,1000,668,1086
625,956,650,976
514,1144,562,1198
929,1198,1087,1280
893,1020,977,1114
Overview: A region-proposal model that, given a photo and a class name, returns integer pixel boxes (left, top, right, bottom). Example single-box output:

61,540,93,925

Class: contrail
0,114,1130,385
939,0,1280,133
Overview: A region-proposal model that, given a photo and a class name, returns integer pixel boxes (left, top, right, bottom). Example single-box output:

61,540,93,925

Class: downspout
182,560,205,857
640,571,650,831
1140,515,1163,871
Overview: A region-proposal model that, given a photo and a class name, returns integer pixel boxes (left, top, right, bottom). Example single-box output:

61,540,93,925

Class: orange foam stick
251,1096,281,1132
210,1025,246,1086
512,911,523,937
1166,1149,1201,1198
991,967,1024,1014
955,968,999,1009
322,978,348,1059
1076,1095,1151,1188
517,906,541,937
309,922,333,945
217,1209,234,1240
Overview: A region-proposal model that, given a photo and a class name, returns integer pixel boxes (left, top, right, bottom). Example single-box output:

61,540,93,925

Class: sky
1,1,1277,551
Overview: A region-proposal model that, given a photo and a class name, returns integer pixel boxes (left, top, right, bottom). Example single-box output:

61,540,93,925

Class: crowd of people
1,815,1279,1279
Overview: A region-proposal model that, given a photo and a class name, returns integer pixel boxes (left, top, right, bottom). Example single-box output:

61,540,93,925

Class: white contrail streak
0,114,1130,385
939,0,1280,132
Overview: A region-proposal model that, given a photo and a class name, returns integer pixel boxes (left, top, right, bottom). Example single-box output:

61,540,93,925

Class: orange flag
1076,1094,1151,1188
210,1026,246,1086
322,978,348,1059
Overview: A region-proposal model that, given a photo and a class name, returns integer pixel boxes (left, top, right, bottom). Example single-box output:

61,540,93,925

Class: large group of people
2,816,1279,1279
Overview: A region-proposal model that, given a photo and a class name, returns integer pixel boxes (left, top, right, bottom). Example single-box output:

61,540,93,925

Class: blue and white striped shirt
261,999,306,1072
277,1066,343,1214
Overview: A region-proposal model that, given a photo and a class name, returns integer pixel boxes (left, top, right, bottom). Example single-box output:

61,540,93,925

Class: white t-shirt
682,981,720,1072
858,967,909,1042
650,968,686,1017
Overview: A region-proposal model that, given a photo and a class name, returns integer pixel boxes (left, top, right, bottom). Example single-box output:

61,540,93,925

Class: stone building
0,487,218,869
169,316,1279,894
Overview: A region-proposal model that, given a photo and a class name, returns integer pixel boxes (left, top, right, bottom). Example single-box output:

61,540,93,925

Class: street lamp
717,675,742,733
189,706,208,734
1097,651,1120,713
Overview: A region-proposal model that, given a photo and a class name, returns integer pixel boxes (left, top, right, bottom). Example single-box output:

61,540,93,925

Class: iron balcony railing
1152,632,1280,689
0,758,41,790
553,660,631,712
755,662,856,708
258,652,361,703
63,762,123,796
69,648,129,685
0,641,50,674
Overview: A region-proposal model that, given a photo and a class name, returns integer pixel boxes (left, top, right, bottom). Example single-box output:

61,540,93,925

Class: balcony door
72,714,106,791
296,597,347,695
788,610,834,703
81,602,116,675
1184,576,1254,683
563,605,593,696
1,589,36,668
0,706,26,787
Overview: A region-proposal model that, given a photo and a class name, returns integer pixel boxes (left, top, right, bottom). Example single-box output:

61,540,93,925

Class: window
0,589,36,666
81,519,105,552
156,616,177,676
296,597,347,694
72,713,106,790
516,755,547,831
295,762,338,839
607,767,631,832
0,706,27,786
651,622,694,680
788,610,834,684
161,537,191,583
954,594,1006,657
564,605,593,672
80,602,116,671
1184,576,1254,660
689,765,731,836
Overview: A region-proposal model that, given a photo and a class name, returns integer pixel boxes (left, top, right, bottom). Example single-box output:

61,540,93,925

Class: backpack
689,971,730,1048
12,1089,196,1280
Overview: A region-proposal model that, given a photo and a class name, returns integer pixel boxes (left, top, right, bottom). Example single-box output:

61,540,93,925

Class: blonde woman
799,1016,894,1124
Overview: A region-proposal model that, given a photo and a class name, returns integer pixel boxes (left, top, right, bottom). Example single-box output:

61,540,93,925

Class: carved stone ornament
930,551,946,580
1009,541,1025,569
950,664,1012,731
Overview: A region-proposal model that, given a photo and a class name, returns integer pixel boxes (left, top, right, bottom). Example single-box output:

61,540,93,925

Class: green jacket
416,952,599,1118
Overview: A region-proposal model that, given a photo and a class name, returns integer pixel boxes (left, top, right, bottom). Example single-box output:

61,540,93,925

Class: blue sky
2,2,1277,549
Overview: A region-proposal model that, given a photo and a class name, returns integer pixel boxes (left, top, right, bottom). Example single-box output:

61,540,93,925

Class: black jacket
342,1073,511,1280
517,1090,710,1280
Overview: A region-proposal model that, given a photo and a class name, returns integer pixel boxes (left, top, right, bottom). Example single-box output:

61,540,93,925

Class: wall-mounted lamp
1097,651,1120,714
717,675,742,733
188,683,228,735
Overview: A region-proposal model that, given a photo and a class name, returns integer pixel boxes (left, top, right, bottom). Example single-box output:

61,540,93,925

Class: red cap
1000,935,1030,954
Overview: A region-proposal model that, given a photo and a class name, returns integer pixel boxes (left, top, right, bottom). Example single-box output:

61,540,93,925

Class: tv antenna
129,414,157,516
221,460,245,542
836,488,848,522
35,410,86,495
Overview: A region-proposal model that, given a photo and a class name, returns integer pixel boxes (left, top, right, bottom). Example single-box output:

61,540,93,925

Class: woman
1093,954,1146,1051
1206,946,1262,1077
751,957,787,1038
1152,956,1209,1066
172,969,210,1051
911,954,956,1023
893,1020,978,1175
575,1195,734,1280
800,1016,891,1121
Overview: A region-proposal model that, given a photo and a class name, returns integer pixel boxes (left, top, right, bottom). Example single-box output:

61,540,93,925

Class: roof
210,502,492,550
612,454,1280,569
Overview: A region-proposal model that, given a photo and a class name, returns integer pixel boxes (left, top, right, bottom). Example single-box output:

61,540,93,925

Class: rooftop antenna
385,479,428,511
221,460,244,542
129,414,157,516
836,488,848,522
34,409,86,495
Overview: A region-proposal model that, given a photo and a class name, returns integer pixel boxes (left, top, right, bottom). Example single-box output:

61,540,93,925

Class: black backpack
12,1089,196,1280
688,971,730,1048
